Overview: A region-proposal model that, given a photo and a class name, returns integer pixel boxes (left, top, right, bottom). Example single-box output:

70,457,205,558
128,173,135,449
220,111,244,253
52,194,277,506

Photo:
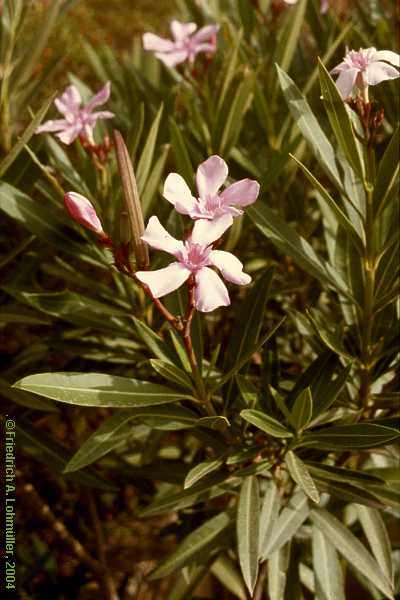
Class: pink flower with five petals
331,48,400,99
36,82,114,145
163,155,260,226
143,20,218,68
135,215,251,312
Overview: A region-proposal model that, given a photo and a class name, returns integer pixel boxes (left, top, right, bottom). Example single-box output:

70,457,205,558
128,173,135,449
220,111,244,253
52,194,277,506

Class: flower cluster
143,20,218,68
64,155,259,313
37,82,114,145
331,48,400,99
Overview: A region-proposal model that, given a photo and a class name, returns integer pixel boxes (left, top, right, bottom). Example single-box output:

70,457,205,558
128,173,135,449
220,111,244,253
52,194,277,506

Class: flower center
181,241,211,271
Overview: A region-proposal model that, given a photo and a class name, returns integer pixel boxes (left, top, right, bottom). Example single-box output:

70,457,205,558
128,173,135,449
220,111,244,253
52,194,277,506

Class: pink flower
331,48,400,98
143,20,218,68
64,192,105,237
36,82,114,145
163,155,259,225
135,215,251,312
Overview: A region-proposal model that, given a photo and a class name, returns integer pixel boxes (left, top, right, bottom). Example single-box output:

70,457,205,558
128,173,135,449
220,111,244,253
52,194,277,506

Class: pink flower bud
64,192,105,236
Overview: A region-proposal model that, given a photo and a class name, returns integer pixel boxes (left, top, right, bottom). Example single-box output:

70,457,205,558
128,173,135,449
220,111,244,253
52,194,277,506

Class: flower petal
375,50,400,68
56,124,82,145
136,263,190,298
143,32,176,52
320,0,329,12
365,62,400,86
84,82,111,113
209,250,251,285
191,214,233,246
163,173,197,214
64,192,104,234
196,155,228,198
155,50,188,67
170,20,197,41
54,85,81,118
36,118,69,134
334,68,359,98
194,267,230,312
141,216,185,257
191,24,219,44
220,179,260,207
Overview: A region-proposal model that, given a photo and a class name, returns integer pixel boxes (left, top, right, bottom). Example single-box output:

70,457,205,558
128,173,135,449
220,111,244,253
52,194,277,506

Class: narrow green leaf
138,472,232,517
17,419,114,490
169,117,193,186
318,59,365,178
149,511,232,579
211,554,247,600
212,317,286,393
357,506,393,585
301,423,400,450
150,359,194,392
14,372,194,407
276,65,342,188
275,0,307,75
310,508,394,599
237,476,260,596
258,480,280,557
247,203,350,298
261,491,309,559
374,125,400,217
184,457,225,489
290,387,313,431
133,316,176,364
290,153,364,253
64,412,135,472
0,94,55,177
225,267,275,370
285,451,320,504
312,528,345,600
236,375,258,407
141,143,170,216
267,544,290,600
241,409,293,438
218,74,254,156
136,103,163,192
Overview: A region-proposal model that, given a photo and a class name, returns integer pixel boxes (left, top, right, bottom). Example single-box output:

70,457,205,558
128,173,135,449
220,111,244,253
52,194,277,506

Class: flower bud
64,192,105,237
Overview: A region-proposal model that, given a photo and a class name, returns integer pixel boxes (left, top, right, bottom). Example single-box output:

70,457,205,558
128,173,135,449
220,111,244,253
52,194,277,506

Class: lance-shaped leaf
318,59,365,179
184,456,225,489
136,103,163,192
139,472,232,517
211,554,247,600
14,372,194,407
374,124,400,217
150,359,194,392
241,409,293,438
114,130,149,268
357,506,393,585
64,411,136,472
259,480,280,557
289,153,364,253
285,451,320,504
276,65,342,189
261,491,309,559
312,528,345,600
310,508,394,599
300,423,400,450
290,387,313,431
237,476,260,596
268,544,290,600
0,93,55,177
149,511,232,579
247,203,350,298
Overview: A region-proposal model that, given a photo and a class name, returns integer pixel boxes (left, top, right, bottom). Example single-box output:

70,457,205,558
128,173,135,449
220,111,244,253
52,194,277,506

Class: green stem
360,144,376,409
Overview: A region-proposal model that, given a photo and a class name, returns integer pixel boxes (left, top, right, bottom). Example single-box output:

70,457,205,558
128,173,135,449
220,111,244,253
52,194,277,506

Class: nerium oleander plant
0,0,399,598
